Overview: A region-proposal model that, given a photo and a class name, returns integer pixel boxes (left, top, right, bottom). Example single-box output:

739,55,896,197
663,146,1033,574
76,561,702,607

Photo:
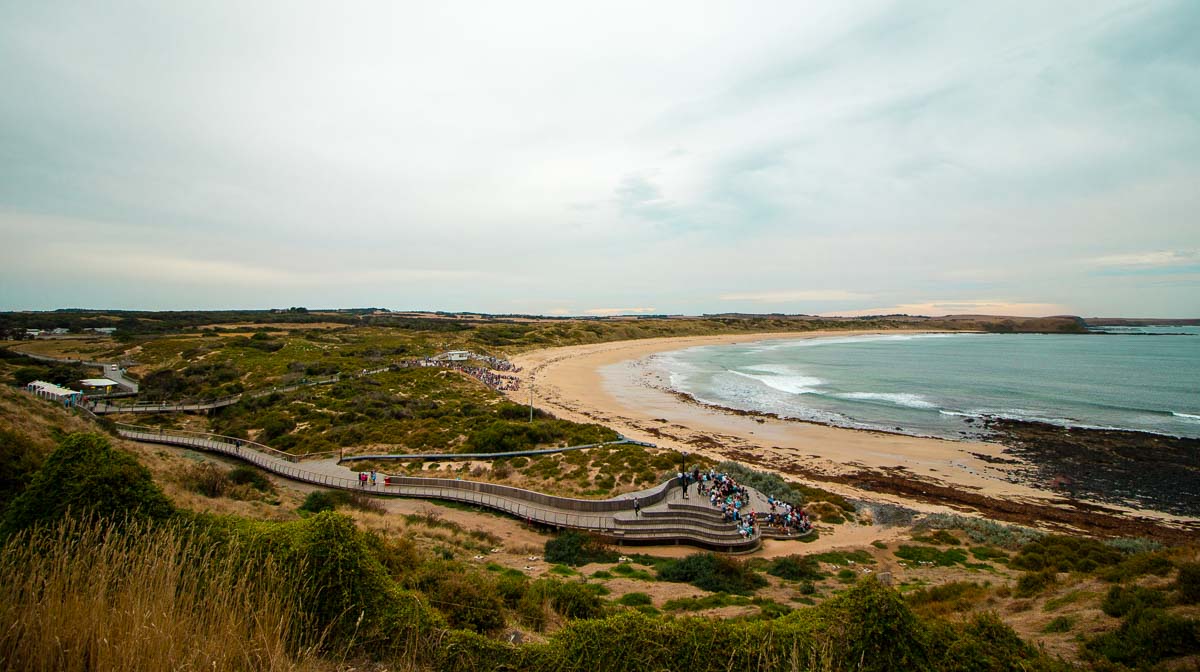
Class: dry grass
0,517,321,672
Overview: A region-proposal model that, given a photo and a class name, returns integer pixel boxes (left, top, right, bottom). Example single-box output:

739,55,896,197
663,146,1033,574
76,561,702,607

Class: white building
26,380,84,407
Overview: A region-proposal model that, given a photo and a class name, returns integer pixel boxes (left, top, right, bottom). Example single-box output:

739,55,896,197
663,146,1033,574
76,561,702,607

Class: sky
2,1,1198,317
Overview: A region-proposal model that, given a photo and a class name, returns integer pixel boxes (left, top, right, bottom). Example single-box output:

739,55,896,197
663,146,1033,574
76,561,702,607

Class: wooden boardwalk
116,424,764,551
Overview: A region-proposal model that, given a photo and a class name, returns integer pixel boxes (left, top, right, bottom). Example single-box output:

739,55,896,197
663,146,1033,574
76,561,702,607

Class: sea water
652,328,1200,440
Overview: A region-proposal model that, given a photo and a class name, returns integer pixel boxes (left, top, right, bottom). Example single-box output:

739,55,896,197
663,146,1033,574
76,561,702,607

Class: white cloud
822,301,1069,318
719,290,869,303
1,3,1198,316
1086,250,1199,269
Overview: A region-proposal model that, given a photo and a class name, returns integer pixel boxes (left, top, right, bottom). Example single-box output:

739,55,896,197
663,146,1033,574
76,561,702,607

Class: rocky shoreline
986,418,1200,517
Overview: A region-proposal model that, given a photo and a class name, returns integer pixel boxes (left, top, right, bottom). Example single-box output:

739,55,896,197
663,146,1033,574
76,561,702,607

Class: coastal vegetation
1,391,1198,670
1,311,1198,670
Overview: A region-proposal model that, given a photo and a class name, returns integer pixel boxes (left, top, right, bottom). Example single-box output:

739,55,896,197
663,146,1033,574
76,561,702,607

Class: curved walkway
114,423,762,551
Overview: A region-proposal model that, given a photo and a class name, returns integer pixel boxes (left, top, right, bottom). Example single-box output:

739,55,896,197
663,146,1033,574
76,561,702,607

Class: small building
443,350,470,362
26,380,84,407
80,378,121,393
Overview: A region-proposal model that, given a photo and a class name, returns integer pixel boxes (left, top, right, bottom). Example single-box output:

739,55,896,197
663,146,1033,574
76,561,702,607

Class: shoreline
506,331,1199,537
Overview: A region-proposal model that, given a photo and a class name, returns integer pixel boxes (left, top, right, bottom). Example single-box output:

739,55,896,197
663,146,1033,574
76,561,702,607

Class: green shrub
181,461,230,497
518,578,603,629
429,573,506,634
1102,551,1173,583
227,466,272,491
298,491,339,513
895,545,968,567
657,553,767,595
0,428,47,517
935,612,1042,671
906,582,988,616
1087,608,1200,666
1011,535,1122,573
544,531,618,566
1176,562,1200,604
911,530,960,545
1014,569,1057,598
1101,585,1168,618
616,592,652,607
808,549,875,566
767,555,823,581
916,513,1043,549
1,433,174,537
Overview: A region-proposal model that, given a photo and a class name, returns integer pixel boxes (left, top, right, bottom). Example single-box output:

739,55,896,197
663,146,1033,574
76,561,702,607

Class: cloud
582,307,657,316
822,301,1070,318
1,3,1198,317
719,290,869,303
1086,250,1199,269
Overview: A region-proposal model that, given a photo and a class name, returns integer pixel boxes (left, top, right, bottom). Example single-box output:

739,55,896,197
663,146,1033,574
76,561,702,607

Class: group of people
682,468,812,538
447,363,521,391
357,470,378,486
399,354,522,391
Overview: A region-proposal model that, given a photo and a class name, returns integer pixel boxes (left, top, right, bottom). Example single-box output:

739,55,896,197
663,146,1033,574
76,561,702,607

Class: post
528,383,534,423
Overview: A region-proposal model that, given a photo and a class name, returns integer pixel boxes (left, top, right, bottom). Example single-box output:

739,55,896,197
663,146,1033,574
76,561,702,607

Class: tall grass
0,516,318,672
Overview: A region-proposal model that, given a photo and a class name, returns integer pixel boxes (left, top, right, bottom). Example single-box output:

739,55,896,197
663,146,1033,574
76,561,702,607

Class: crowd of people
397,352,522,391
681,468,812,538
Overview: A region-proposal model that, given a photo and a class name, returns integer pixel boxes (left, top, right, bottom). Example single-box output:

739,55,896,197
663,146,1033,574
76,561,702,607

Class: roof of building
28,380,80,396
80,378,121,387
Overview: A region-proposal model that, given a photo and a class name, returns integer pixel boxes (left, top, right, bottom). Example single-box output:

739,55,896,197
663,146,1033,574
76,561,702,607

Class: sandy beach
505,331,1157,519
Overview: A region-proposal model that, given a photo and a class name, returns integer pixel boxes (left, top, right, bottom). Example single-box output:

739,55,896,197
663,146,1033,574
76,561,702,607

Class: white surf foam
1172,412,1200,423
837,392,939,409
728,370,823,395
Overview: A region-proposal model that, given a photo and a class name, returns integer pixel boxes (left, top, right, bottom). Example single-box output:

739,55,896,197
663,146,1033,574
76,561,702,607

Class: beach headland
507,331,1200,542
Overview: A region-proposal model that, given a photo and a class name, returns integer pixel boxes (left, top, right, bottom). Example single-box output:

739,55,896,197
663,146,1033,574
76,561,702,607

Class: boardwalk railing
113,423,758,549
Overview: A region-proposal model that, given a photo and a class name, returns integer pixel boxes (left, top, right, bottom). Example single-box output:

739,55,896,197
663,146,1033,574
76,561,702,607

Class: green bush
1,433,174,537
1101,585,1168,618
1011,535,1122,573
935,612,1044,671
1087,608,1200,666
0,428,47,516
616,592,653,607
429,573,506,634
912,530,960,546
227,466,272,491
767,555,823,581
657,553,767,595
544,531,618,566
1176,562,1200,604
517,578,603,629
1014,569,1058,598
181,461,230,497
299,491,339,513
895,545,968,567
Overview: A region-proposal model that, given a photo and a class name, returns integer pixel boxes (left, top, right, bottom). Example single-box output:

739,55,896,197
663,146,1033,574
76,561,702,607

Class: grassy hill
2,384,1199,670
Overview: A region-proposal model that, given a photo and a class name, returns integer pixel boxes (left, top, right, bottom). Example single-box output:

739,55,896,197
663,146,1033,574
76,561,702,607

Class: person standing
633,497,641,517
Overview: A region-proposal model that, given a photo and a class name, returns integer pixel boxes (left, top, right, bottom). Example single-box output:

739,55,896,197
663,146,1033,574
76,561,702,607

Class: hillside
3,384,1199,670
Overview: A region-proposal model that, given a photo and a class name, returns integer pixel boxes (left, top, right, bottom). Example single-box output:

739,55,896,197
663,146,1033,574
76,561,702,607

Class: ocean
651,328,1200,440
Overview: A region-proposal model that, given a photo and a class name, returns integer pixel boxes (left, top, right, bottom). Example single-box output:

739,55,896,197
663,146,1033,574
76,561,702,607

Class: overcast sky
2,1,1198,317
